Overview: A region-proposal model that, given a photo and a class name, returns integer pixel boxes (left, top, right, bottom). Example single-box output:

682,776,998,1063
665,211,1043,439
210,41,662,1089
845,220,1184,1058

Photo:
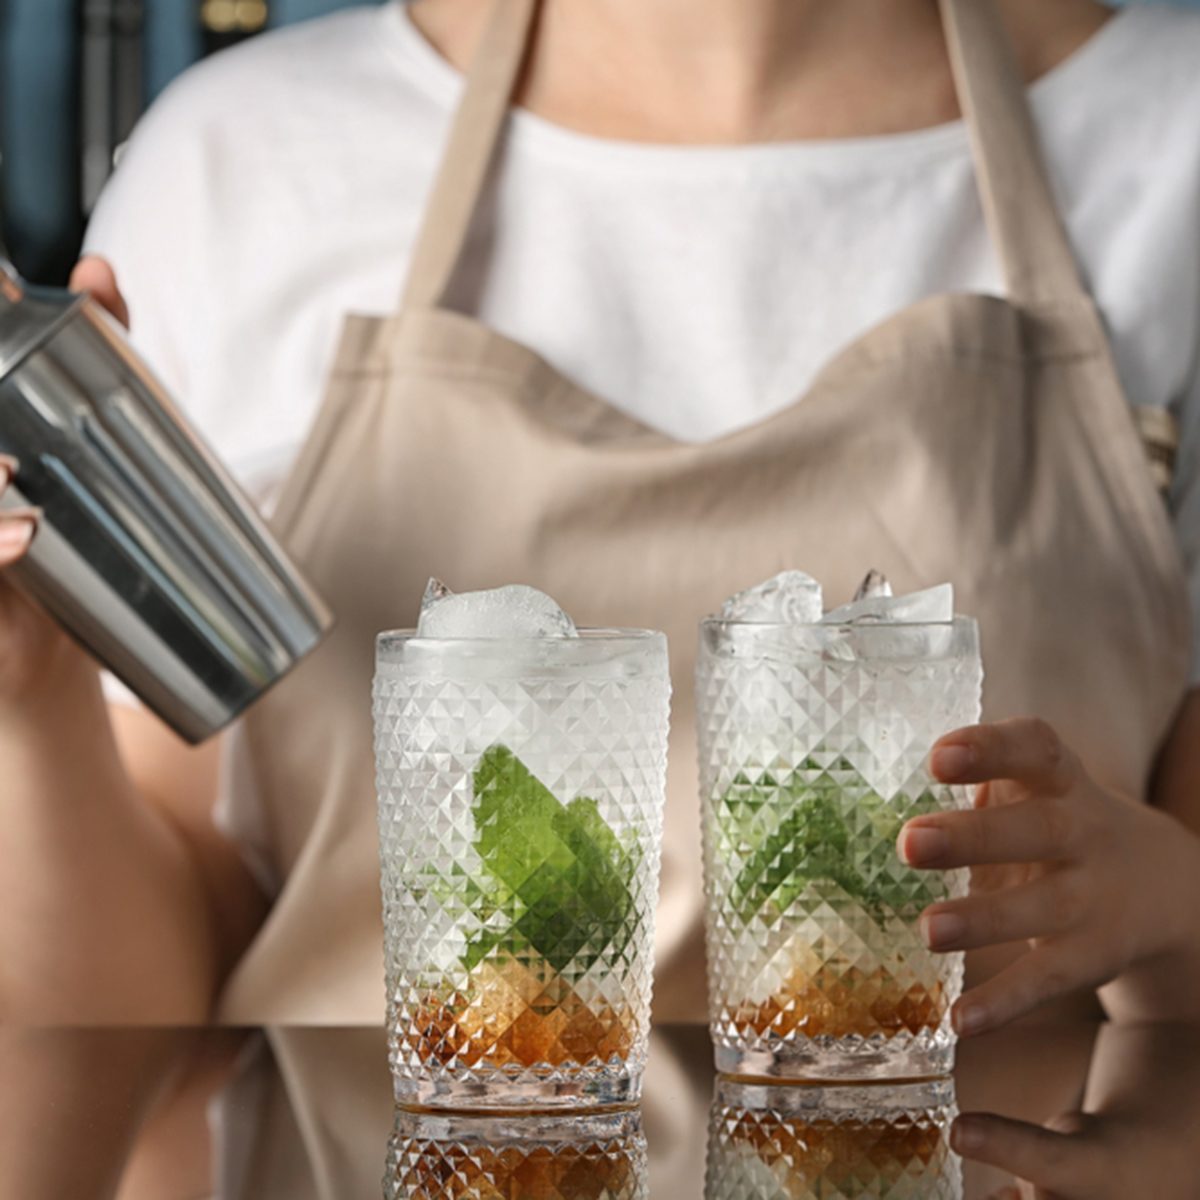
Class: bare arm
108,704,268,992
0,1028,189,1200
1097,689,1200,1023
1146,690,1200,832
0,259,266,1023
0,642,217,1022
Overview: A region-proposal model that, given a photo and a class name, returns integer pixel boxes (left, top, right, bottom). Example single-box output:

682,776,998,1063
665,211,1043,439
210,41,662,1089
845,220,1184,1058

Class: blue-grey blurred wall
0,0,79,280
144,0,387,102
0,0,389,281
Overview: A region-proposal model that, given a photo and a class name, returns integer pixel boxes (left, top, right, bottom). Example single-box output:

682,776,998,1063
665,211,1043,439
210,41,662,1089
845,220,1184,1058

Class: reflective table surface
3,1020,1198,1198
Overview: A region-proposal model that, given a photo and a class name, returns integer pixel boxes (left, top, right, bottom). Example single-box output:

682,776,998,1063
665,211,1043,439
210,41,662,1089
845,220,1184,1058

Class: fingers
919,869,1083,951
69,256,130,328
953,1112,1098,1196
899,793,1080,868
0,460,39,567
931,718,1077,794
904,720,1090,869
952,940,1095,1036
0,512,38,566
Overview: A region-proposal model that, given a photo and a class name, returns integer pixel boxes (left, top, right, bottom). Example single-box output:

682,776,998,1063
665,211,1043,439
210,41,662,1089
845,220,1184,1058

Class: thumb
70,256,130,329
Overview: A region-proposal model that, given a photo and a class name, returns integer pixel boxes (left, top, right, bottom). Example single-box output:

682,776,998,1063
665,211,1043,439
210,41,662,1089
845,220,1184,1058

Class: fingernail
931,744,975,781
900,825,949,866
952,1115,985,1153
955,1003,988,1036
0,516,36,557
922,911,966,950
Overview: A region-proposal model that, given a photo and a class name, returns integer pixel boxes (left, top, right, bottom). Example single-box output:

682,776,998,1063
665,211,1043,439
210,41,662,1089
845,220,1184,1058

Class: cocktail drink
706,1077,962,1199
374,588,669,1110
386,1108,649,1200
697,605,982,1081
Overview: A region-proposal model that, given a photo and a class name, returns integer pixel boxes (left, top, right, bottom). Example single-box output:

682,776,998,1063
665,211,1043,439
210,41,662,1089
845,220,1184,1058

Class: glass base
714,1030,955,1083
394,1069,643,1112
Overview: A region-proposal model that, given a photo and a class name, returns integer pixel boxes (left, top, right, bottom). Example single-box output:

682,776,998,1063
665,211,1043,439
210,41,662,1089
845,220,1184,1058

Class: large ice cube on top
417,578,578,638
822,571,953,625
719,570,823,624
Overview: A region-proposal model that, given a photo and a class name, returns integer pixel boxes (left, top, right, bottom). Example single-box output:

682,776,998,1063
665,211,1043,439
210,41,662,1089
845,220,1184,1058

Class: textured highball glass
373,630,670,1110
706,1077,962,1199
385,1108,649,1200
697,619,983,1081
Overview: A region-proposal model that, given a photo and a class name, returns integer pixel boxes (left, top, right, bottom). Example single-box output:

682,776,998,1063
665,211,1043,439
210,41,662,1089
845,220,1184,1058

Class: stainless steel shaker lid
0,261,83,381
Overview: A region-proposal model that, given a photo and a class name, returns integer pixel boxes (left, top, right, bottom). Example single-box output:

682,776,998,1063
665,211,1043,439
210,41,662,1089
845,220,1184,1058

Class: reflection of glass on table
697,618,982,1081
706,1077,961,1199
386,1108,649,1200
373,630,670,1110
9,1020,1194,1197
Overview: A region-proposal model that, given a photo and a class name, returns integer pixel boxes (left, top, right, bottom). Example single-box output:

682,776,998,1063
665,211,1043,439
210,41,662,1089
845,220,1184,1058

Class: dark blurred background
0,0,1193,286
0,0,386,284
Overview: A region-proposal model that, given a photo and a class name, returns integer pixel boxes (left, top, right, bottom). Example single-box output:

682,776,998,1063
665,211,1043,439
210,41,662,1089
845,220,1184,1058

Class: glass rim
376,626,665,649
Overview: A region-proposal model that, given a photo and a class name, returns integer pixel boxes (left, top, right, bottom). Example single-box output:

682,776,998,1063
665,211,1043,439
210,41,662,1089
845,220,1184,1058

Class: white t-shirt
85,2,1200,870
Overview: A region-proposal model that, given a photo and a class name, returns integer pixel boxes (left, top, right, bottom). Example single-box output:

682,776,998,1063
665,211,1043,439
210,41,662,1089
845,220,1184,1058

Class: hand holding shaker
0,261,331,742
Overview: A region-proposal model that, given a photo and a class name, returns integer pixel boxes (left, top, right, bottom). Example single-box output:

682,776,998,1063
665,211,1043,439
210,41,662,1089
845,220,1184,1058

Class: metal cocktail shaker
0,262,333,743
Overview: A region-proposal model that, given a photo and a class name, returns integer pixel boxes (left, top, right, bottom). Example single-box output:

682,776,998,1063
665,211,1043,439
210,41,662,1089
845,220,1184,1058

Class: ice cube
421,577,453,610
852,569,893,602
416,578,579,638
822,582,954,625
719,570,823,624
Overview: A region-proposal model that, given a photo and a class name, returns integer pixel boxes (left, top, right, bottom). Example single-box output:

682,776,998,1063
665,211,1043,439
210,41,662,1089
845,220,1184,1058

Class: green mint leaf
721,763,946,928
466,745,640,974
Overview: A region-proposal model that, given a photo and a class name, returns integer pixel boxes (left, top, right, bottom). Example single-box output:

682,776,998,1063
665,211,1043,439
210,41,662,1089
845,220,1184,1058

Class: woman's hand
0,258,128,706
898,717,1200,1036
956,1023,1200,1200
70,255,130,327
0,460,50,697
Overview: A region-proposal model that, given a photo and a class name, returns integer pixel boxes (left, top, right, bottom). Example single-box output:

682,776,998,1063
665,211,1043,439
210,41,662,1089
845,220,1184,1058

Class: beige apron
218,0,1190,1025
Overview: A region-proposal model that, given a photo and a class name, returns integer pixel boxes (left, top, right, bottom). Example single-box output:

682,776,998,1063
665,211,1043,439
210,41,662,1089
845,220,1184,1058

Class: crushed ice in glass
716,569,953,627
719,571,823,624
822,573,953,625
416,578,579,638
712,570,956,662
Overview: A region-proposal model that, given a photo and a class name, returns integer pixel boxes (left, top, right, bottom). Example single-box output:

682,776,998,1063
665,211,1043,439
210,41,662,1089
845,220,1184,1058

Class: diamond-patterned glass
697,620,982,1080
385,1108,649,1199
706,1077,962,1199
374,631,670,1109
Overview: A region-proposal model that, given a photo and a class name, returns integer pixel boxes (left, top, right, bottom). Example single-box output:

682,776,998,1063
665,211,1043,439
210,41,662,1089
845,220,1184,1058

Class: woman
3,0,1200,1165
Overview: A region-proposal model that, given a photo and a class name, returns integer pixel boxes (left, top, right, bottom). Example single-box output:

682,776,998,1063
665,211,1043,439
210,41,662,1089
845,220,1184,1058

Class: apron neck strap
401,0,540,311
402,0,1084,313
939,0,1085,307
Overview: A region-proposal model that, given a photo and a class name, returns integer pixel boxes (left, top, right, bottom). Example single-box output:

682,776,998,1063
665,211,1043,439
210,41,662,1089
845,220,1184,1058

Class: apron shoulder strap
939,0,1086,308
401,0,540,311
